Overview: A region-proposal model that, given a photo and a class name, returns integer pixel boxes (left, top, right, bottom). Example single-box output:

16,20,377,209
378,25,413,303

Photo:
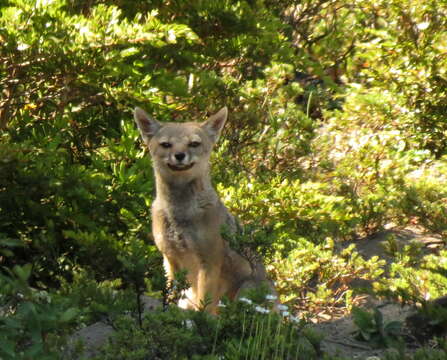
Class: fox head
134,106,228,182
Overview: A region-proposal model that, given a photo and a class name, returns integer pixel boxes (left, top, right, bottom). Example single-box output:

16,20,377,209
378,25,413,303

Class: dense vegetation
1,0,446,358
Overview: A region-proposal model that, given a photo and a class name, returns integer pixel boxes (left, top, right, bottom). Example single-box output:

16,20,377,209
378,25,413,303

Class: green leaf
384,320,402,336
373,307,384,330
1,317,22,330
24,342,44,358
360,330,371,341
0,338,17,357
0,237,24,248
13,264,32,282
120,47,139,57
352,306,374,331
60,307,79,323
0,249,13,257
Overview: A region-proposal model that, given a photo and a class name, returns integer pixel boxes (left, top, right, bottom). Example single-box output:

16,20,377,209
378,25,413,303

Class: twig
324,338,372,350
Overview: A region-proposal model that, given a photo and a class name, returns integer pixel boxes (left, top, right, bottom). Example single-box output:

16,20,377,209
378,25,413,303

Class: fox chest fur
151,181,226,263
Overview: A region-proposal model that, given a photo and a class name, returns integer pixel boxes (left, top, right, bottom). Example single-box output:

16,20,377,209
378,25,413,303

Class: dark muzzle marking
168,162,195,171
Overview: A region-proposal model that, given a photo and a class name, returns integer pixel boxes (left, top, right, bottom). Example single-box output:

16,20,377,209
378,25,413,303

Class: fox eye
189,141,201,148
160,142,172,148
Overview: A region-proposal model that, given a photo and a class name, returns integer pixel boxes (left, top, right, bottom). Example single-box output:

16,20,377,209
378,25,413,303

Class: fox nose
174,152,186,161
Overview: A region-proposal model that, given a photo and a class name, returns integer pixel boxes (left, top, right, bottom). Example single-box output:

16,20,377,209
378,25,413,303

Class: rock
141,295,162,313
68,321,114,359
67,295,162,359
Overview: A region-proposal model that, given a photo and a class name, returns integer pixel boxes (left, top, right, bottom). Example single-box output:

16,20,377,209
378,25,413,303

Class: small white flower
78,25,94,38
417,22,430,30
277,304,288,311
37,0,55,6
167,29,177,43
218,300,226,307
281,311,290,317
239,297,252,305
289,315,300,323
17,43,30,51
184,319,193,329
255,306,270,314
265,294,278,301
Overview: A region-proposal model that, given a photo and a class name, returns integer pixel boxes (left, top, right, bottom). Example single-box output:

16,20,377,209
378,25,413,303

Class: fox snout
174,152,186,162
166,150,195,171
170,151,189,165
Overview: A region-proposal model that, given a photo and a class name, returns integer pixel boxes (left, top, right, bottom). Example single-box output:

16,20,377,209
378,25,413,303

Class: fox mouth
167,163,195,171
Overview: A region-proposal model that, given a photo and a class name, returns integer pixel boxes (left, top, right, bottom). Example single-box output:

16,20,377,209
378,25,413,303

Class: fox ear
202,106,228,143
134,107,161,145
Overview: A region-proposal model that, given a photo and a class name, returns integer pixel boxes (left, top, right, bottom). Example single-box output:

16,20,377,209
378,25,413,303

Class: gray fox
134,106,275,313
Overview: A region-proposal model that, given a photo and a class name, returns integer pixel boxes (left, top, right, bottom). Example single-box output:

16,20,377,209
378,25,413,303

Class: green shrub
271,239,385,317
402,158,447,236
352,306,403,348
1,0,447,358
0,264,80,359
96,292,323,360
375,250,447,307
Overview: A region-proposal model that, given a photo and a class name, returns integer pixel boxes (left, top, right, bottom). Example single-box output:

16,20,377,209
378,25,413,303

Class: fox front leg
196,264,222,314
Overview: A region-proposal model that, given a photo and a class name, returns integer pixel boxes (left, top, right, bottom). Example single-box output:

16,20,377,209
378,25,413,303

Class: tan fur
134,106,274,313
